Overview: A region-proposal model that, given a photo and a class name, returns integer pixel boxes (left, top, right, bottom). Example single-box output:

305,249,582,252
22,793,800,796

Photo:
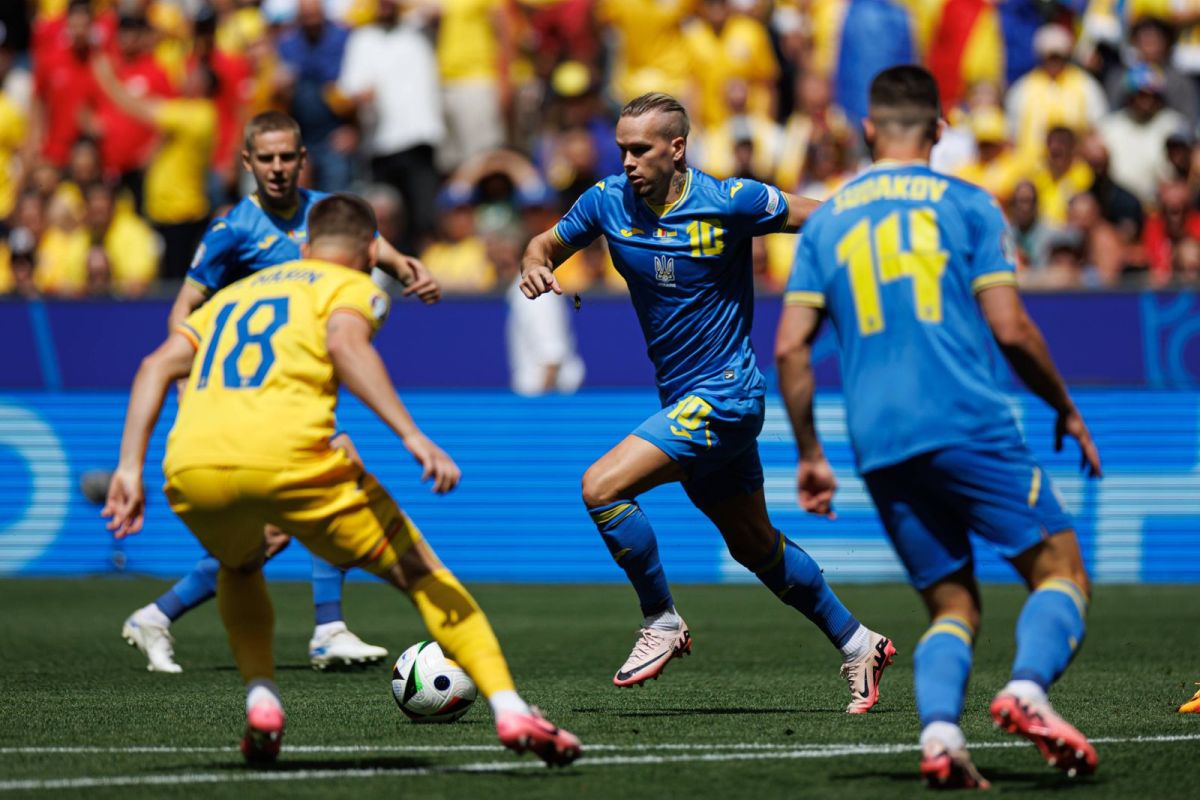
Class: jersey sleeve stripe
550,224,578,252
971,271,1018,293
784,290,826,308
184,276,215,296
777,193,792,232
176,324,202,350
329,304,382,333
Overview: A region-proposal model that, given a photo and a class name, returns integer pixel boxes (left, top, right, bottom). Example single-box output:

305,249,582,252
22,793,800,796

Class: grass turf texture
0,579,1195,799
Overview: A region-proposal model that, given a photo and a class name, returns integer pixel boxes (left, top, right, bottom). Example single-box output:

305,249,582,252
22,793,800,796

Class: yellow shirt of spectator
683,15,779,129
954,152,1028,201
0,91,26,220
1027,159,1094,225
1009,65,1104,159
103,205,160,294
35,227,90,296
597,0,695,101
165,259,390,473
419,237,497,293
438,0,503,83
144,99,217,225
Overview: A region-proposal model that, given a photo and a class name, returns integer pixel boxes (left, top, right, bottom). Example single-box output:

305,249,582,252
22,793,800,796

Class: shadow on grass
832,767,1103,792
212,663,388,673
209,755,432,772
571,706,866,717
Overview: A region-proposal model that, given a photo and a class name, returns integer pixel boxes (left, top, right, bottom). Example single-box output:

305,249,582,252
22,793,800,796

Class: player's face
244,130,306,206
616,113,684,198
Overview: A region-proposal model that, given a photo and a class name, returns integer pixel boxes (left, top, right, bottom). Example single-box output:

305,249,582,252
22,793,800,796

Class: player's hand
399,255,441,304
797,456,837,520
403,432,461,494
519,264,562,299
263,526,293,558
102,466,146,539
1055,409,1102,478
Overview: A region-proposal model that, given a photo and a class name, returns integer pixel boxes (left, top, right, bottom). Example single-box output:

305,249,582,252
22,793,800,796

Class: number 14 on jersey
835,208,948,336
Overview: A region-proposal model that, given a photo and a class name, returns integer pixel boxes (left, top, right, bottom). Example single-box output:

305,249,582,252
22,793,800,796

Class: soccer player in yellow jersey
102,194,582,766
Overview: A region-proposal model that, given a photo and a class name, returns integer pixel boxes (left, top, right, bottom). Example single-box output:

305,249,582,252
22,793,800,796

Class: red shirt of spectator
1142,182,1200,279
207,49,254,172
31,4,115,167
95,49,175,176
34,46,97,167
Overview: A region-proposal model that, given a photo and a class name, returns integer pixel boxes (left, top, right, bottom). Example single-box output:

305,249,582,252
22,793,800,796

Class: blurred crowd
4,0,1200,299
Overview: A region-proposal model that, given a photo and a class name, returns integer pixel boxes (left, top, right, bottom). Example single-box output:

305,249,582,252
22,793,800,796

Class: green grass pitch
0,579,1196,798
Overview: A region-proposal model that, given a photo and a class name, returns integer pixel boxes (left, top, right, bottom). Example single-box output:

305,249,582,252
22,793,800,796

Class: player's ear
933,117,946,145
300,242,311,259
241,149,252,173
861,117,877,149
672,136,687,167
366,238,379,268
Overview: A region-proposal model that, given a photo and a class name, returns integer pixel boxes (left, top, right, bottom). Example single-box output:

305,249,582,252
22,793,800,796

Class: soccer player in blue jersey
775,66,1103,787
120,111,440,674
519,93,895,711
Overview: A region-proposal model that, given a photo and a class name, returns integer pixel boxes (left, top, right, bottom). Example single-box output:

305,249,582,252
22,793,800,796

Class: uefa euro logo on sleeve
654,255,676,287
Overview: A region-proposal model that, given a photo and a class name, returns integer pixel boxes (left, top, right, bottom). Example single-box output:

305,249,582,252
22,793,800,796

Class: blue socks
750,530,860,648
589,500,673,616
154,556,219,621
153,556,349,627
914,615,975,727
311,557,347,626
1011,578,1088,689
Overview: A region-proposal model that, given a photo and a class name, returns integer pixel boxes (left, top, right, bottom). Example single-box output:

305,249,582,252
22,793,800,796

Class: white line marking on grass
2,733,1198,757
1,734,1198,792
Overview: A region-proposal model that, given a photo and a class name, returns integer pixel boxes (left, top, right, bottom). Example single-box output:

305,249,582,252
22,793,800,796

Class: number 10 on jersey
835,208,948,336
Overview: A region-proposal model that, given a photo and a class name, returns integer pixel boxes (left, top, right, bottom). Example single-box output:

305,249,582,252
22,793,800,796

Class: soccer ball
390,641,477,723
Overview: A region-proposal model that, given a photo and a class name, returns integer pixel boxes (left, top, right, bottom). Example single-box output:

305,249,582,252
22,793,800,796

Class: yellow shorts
163,451,421,572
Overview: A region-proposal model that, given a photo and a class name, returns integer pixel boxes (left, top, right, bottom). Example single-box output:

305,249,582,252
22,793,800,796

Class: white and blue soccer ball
390,641,477,723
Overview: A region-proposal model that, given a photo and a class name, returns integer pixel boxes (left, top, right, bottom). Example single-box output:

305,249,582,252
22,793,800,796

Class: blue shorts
863,442,1074,590
633,393,765,508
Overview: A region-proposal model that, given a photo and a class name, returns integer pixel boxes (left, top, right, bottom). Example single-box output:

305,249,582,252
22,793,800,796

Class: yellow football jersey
164,259,389,474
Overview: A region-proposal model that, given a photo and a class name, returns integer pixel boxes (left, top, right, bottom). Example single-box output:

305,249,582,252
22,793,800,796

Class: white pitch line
1,734,1198,792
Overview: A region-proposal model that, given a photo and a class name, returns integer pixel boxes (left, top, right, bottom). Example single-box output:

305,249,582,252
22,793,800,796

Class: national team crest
654,255,675,286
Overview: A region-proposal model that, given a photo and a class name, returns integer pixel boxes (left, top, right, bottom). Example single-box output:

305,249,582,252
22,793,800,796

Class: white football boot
121,612,183,674
840,629,896,713
613,619,692,687
308,624,388,670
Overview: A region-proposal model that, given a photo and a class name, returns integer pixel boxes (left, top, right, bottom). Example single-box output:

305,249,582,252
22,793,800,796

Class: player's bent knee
581,466,622,509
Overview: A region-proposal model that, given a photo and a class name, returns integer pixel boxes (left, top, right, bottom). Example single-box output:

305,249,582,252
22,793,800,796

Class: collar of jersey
868,159,930,171
642,168,693,217
249,192,304,225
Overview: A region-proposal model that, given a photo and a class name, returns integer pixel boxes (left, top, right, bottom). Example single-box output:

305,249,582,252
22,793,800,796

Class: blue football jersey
186,188,330,294
786,161,1022,472
553,168,790,404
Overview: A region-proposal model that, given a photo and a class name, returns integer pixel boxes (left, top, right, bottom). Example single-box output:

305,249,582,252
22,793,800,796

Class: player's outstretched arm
327,310,461,493
775,303,837,518
780,193,822,233
977,285,1102,476
103,333,197,538
374,236,441,304
167,282,210,336
518,229,573,299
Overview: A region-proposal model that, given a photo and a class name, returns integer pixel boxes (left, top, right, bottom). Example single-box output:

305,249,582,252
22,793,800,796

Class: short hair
620,92,690,140
307,193,377,248
243,111,302,153
868,65,941,137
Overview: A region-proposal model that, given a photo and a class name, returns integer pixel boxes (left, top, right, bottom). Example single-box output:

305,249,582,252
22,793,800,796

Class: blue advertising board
1,291,1199,390
0,389,1196,584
